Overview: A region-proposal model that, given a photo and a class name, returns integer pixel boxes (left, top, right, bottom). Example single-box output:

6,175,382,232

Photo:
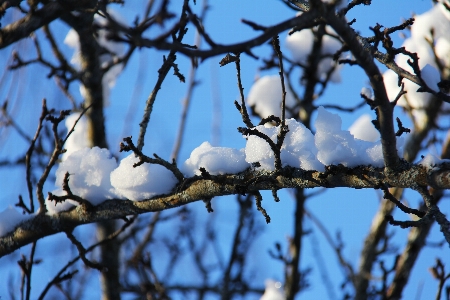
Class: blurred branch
38,216,135,299
429,258,450,300
0,2,69,49
305,209,355,282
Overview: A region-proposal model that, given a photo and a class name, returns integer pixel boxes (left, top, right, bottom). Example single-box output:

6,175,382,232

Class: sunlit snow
55,147,118,204
286,24,342,83
315,107,388,167
64,10,125,104
0,206,33,236
383,2,450,124
245,118,323,171
349,114,379,142
55,108,403,208
110,153,178,201
27,108,403,217
247,75,297,118
62,112,88,160
181,142,248,176
418,153,450,170
260,279,285,300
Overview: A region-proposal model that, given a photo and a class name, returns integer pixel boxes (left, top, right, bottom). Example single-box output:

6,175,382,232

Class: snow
244,107,398,170
412,3,450,45
246,75,297,118
55,147,118,205
361,87,374,100
438,0,450,21
46,189,77,215
286,24,342,83
62,112,88,160
315,107,388,167
181,142,248,177
64,9,125,105
37,108,405,213
260,279,285,300
421,64,440,92
435,37,450,68
383,2,450,124
0,206,33,236
245,118,323,171
349,114,379,142
110,154,178,201
418,153,450,170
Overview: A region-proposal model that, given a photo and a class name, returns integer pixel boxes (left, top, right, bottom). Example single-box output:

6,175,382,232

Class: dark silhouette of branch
325,9,400,170
127,10,321,60
0,0,91,49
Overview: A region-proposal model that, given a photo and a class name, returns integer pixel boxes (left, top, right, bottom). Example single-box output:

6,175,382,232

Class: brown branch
429,258,450,300
325,10,400,170
414,185,450,245
131,10,321,61
272,35,287,125
0,2,66,49
171,4,207,160
356,93,445,299
136,0,190,151
65,231,105,271
1,162,450,258
38,216,135,299
233,53,253,128
25,99,50,213
254,191,270,224
120,136,184,181
386,129,450,299
35,108,71,213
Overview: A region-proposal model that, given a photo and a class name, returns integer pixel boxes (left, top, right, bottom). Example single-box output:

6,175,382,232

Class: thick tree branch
0,1,94,49
355,94,445,299
325,11,400,170
1,163,450,257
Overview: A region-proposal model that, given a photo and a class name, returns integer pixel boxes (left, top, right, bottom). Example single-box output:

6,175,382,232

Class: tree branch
0,1,93,49
325,10,400,170
2,162,450,257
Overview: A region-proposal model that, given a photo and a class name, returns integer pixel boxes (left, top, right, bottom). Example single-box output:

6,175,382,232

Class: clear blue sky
0,1,448,299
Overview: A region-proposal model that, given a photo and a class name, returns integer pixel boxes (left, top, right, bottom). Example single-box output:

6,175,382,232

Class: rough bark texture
1,163,449,258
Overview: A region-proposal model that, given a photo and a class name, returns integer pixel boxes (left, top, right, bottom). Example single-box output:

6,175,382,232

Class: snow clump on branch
245,118,323,171
111,154,179,201
383,2,450,123
62,112,88,160
0,206,33,237
56,147,118,204
181,142,248,177
28,107,406,217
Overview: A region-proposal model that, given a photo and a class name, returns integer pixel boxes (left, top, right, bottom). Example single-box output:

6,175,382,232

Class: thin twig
136,0,190,151
26,99,50,213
